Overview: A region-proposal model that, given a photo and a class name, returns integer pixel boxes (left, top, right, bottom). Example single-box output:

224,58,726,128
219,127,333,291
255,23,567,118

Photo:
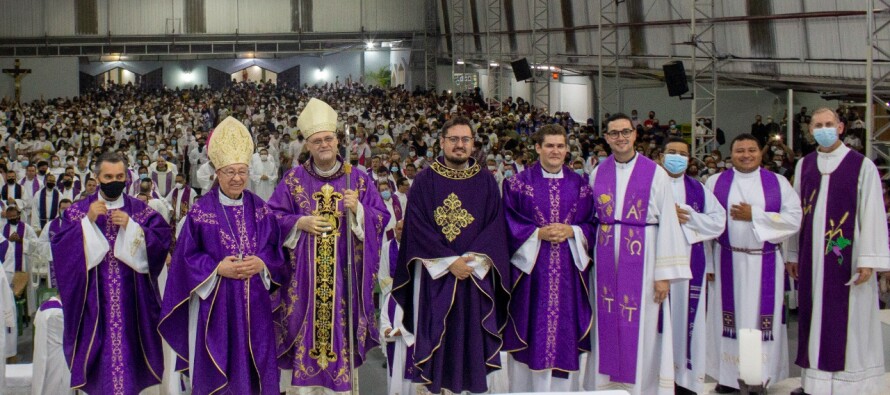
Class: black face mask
7,217,18,225
100,180,127,199
45,182,55,189
38,169,47,175
6,179,14,185
62,180,73,188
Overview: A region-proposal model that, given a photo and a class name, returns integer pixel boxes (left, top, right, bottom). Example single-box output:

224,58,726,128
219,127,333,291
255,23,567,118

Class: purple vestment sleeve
159,188,288,394
51,193,172,394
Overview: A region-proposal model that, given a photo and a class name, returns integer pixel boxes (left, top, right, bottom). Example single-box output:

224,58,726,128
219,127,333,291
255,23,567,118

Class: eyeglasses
219,169,249,179
443,136,473,144
604,128,635,139
308,136,337,147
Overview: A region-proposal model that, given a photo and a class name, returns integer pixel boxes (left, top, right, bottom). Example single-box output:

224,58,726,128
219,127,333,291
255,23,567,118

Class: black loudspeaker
662,61,689,97
511,58,533,81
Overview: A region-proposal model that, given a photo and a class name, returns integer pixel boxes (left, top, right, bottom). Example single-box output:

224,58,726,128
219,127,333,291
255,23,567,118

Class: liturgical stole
713,168,781,341
592,155,657,384
795,150,863,371
0,221,25,271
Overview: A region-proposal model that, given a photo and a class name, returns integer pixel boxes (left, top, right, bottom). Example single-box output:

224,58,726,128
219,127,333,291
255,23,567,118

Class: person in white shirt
30,174,62,231
249,148,278,201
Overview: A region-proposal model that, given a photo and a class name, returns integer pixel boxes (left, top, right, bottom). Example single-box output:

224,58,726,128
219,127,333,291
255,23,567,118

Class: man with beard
393,116,510,394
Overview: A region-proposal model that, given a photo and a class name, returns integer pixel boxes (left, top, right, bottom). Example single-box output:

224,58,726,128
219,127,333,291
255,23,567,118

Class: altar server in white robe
785,108,890,395
659,137,726,395
0,264,15,388
2,205,40,315
705,134,802,393
378,221,419,395
249,148,278,201
31,297,74,395
584,113,691,395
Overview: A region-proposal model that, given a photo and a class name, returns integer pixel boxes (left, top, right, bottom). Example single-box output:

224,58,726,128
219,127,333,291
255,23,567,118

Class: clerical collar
540,165,564,179
98,193,124,209
302,156,346,181
735,167,761,178
614,153,638,169
817,142,849,159
218,189,244,206
430,157,480,180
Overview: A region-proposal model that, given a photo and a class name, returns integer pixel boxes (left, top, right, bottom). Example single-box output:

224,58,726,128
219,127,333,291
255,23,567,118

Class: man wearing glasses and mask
584,113,690,395
268,98,389,394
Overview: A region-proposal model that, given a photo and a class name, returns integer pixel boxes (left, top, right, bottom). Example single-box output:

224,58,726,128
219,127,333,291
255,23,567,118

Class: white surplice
785,144,890,395
249,157,279,201
378,239,419,395
704,167,802,390
2,221,39,314
666,175,726,393
31,298,73,395
583,155,692,395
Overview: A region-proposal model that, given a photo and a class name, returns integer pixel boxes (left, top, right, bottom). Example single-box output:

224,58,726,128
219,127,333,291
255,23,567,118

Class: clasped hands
218,255,266,280
538,223,573,243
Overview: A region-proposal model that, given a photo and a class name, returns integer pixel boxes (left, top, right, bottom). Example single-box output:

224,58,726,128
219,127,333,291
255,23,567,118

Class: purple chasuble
268,159,388,392
795,150,864,371
0,222,25,270
713,168,781,341
392,157,510,394
159,188,288,394
502,163,596,375
592,154,657,384
50,193,172,395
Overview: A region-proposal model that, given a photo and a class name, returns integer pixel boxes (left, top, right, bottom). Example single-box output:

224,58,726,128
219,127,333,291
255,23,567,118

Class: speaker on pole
511,58,533,82
662,61,689,97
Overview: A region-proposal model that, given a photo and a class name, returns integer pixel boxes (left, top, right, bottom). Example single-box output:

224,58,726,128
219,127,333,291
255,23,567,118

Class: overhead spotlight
366,41,375,49
456,60,465,65
181,71,194,82
489,62,498,67
316,68,328,81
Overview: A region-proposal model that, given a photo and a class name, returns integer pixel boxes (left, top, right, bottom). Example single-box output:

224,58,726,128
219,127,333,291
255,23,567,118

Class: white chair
32,299,73,395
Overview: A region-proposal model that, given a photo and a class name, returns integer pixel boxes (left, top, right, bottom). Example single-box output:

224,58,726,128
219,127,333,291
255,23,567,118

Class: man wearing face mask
148,156,178,198
377,181,404,247
249,148,278,201
165,174,196,226
51,152,172,394
188,134,210,192
34,198,72,292
659,137,726,395
1,170,24,208
30,173,62,230
785,108,890,395
1,205,40,318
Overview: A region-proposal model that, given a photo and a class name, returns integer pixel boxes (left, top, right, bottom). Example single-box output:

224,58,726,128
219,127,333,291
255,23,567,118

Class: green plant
365,66,391,87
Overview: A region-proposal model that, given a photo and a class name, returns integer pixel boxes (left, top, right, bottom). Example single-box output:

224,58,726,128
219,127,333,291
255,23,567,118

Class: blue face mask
574,168,585,176
663,153,689,175
380,190,392,200
813,127,839,148
390,166,399,173
597,156,607,163
503,170,514,178
139,173,148,179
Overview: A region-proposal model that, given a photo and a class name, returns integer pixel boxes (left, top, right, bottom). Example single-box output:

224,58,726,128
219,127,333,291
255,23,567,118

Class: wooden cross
2,59,31,103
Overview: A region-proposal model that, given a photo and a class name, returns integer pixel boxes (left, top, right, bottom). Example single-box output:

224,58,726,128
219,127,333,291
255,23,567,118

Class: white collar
734,167,761,179
541,166,564,179
99,193,125,209
816,143,849,159
615,153,638,170
218,190,244,207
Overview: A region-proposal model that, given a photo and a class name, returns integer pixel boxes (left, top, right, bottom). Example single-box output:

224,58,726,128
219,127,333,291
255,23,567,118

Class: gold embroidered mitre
298,98,338,139
208,116,254,169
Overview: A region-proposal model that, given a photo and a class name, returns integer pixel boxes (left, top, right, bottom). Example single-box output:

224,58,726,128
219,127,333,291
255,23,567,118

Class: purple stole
1,183,22,200
38,188,61,228
72,178,82,197
0,222,25,271
592,155,657,384
385,195,403,240
21,177,40,194
683,175,707,369
795,150,863,371
713,168,781,341
152,170,173,193
39,297,62,312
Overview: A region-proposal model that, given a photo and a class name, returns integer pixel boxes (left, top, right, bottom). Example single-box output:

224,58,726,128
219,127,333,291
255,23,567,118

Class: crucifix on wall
2,59,32,103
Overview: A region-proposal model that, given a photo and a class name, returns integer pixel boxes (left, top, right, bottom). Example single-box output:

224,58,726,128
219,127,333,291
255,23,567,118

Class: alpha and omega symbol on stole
624,228,643,256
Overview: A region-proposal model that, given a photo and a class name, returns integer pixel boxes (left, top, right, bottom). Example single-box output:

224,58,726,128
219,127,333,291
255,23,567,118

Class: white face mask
260,154,268,161
175,182,184,189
